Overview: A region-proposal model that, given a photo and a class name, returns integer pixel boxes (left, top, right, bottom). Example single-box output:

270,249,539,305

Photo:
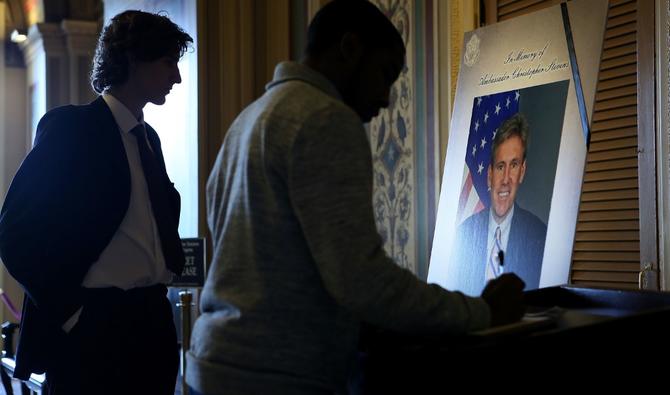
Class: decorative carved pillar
21,19,99,142
22,22,68,138
61,19,99,105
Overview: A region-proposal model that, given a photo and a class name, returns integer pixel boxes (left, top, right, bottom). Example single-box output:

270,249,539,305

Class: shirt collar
265,61,342,101
489,204,515,235
102,93,144,134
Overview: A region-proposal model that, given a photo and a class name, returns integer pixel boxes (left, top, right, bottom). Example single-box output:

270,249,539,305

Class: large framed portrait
428,0,609,296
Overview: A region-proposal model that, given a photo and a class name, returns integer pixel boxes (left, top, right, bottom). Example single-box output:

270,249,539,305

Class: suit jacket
450,204,547,296
0,97,180,379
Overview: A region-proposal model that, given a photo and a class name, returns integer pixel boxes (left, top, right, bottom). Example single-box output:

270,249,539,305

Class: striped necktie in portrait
488,226,503,280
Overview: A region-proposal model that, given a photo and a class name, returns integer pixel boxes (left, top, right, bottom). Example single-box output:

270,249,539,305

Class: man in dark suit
452,113,547,296
0,11,192,395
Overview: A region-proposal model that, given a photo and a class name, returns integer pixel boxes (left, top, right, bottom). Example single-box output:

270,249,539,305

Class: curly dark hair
90,10,193,94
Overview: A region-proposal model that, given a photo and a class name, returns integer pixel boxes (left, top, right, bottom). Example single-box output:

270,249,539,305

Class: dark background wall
517,79,569,225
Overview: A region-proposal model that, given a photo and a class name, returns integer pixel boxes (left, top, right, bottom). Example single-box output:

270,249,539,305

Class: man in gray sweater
187,1,525,394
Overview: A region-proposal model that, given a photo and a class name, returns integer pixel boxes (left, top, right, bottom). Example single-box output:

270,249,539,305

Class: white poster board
428,0,609,296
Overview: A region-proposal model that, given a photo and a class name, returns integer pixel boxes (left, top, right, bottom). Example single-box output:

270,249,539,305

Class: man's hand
481,273,526,327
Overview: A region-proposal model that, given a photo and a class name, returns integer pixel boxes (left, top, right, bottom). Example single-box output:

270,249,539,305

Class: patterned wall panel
369,0,438,278
369,0,416,273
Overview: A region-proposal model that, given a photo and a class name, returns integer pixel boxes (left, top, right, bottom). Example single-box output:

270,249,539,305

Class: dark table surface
351,286,670,393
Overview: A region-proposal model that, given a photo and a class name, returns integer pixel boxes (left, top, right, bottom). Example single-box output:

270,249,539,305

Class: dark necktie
130,124,185,275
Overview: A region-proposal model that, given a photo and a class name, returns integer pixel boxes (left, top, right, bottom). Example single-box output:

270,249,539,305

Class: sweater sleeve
288,105,490,334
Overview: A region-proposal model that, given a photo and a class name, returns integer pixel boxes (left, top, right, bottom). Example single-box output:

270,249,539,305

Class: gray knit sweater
186,62,490,394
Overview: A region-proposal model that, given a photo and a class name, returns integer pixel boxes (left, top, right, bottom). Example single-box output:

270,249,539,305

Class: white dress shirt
63,94,173,331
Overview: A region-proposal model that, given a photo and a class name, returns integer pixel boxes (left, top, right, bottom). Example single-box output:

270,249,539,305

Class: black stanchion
177,290,194,395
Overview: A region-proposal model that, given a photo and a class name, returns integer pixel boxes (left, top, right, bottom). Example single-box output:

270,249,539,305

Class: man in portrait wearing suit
0,11,191,395
452,113,547,296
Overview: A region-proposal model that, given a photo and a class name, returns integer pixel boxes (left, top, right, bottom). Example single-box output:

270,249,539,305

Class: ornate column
61,19,99,105
21,22,67,138
20,19,99,143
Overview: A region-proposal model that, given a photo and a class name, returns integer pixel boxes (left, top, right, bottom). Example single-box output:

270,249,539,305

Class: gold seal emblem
464,34,480,67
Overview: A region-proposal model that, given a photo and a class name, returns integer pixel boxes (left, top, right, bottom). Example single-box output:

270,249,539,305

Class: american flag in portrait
456,89,520,224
